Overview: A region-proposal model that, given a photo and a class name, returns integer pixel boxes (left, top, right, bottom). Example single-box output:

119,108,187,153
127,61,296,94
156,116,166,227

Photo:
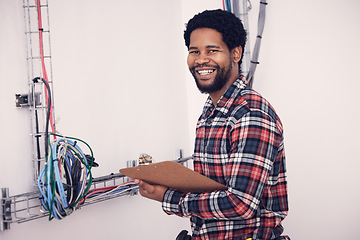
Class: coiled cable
37,133,94,220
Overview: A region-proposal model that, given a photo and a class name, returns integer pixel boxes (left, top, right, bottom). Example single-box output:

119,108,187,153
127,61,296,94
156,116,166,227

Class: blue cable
37,135,93,220
225,0,232,12
52,139,68,210
37,167,50,211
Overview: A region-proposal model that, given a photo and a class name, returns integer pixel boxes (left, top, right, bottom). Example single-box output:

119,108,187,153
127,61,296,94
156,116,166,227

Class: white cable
85,184,138,203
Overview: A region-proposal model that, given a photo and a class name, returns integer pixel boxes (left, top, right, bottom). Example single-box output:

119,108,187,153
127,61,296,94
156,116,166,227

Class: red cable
77,180,136,205
222,0,226,10
36,0,56,136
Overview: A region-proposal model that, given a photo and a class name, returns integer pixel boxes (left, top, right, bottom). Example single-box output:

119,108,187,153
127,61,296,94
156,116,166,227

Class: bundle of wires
37,134,139,220
222,0,232,12
37,133,94,220
77,181,138,205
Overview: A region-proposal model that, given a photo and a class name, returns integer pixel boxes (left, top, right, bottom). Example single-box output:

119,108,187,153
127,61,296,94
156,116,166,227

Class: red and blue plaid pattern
163,78,289,239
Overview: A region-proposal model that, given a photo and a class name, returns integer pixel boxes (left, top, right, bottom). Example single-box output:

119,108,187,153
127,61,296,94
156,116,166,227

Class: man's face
187,28,234,94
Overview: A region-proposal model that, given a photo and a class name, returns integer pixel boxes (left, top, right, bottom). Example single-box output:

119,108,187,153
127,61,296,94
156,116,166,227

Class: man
136,9,290,239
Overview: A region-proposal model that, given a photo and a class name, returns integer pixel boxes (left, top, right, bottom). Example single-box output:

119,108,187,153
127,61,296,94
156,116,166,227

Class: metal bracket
1,188,11,231
15,93,41,108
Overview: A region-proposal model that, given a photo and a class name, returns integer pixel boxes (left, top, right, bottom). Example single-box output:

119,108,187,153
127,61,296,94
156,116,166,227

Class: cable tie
38,28,44,32
73,141,77,147
251,61,260,64
260,2,268,5
257,35,262,39
32,77,47,84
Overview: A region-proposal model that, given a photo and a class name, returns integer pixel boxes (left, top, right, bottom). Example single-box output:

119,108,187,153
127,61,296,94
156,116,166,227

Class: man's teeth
197,70,214,75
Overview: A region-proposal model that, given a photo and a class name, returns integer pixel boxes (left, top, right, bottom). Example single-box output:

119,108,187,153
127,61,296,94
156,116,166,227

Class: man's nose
195,53,210,65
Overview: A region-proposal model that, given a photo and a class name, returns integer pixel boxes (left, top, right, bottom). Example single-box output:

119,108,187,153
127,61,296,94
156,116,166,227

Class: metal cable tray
0,157,192,231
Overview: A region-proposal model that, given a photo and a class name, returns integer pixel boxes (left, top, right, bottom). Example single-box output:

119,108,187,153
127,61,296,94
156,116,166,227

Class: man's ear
232,46,242,63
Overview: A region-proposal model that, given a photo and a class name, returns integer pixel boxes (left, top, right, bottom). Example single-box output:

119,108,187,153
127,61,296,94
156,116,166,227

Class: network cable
37,134,94,220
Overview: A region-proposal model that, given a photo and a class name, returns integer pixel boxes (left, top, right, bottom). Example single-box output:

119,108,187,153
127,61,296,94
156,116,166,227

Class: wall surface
1,0,360,239
246,1,360,239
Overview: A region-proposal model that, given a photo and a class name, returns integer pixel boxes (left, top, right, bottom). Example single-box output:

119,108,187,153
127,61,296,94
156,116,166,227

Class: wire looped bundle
37,133,93,220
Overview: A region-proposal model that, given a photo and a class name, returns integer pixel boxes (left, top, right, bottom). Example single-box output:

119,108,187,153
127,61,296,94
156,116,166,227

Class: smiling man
187,27,241,104
136,9,290,240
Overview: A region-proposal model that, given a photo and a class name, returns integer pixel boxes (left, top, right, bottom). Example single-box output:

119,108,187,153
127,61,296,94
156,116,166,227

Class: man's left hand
134,179,168,202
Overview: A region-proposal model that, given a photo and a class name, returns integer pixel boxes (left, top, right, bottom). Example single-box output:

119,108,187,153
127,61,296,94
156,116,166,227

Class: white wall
247,1,360,239
1,0,360,239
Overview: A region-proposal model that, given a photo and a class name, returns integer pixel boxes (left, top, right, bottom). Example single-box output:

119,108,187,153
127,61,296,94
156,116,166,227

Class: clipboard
119,161,227,193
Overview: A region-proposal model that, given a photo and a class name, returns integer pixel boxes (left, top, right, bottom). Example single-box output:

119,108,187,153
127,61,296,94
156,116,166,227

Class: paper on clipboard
119,161,226,193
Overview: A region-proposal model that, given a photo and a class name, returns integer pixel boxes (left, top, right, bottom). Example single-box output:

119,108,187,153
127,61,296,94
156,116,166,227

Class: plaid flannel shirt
162,78,289,240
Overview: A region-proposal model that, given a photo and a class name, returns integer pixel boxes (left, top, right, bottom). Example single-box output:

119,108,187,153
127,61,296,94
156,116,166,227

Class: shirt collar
202,76,248,118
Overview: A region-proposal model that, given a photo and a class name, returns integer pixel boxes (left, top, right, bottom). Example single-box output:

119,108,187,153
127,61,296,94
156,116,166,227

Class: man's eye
209,49,219,53
189,51,199,55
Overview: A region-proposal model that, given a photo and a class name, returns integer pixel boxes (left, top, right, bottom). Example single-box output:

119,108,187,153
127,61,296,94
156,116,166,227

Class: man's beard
190,63,233,94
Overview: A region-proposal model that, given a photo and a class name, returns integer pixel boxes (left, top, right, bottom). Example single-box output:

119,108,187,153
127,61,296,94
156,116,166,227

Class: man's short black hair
184,9,247,71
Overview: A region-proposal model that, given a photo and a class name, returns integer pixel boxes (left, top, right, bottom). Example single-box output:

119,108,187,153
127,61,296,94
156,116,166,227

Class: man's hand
134,179,168,202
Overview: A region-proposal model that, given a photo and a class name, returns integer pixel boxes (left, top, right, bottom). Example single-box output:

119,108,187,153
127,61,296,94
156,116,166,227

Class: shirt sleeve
162,110,284,220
